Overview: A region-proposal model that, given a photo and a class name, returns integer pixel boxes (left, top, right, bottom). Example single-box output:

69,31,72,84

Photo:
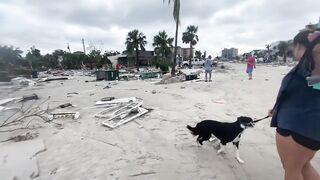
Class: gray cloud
0,0,319,56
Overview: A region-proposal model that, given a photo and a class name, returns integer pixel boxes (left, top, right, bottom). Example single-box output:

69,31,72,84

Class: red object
116,64,121,70
247,56,255,68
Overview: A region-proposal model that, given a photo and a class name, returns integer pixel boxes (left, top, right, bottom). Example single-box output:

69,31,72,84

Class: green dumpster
96,70,119,81
105,70,119,81
141,72,160,80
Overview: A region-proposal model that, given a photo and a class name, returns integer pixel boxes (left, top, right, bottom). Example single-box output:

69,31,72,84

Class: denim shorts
277,128,320,151
246,67,253,74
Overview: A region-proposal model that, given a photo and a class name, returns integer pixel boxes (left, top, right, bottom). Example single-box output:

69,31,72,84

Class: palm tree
153,30,174,58
125,29,147,71
278,41,289,63
163,0,180,75
182,25,199,68
195,50,202,59
0,45,23,71
265,44,271,62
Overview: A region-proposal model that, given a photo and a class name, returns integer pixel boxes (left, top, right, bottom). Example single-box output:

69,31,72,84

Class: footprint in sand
167,93,184,100
50,167,58,175
194,103,206,110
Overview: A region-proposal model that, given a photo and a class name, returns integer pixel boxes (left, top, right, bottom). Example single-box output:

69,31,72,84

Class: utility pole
82,38,86,55
266,44,271,62
67,43,71,53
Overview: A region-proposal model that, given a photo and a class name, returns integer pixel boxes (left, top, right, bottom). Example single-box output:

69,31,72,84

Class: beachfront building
171,46,193,60
221,48,238,60
117,51,154,67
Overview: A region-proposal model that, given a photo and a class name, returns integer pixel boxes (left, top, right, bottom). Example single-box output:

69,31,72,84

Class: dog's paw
217,149,224,154
209,137,216,142
236,157,244,164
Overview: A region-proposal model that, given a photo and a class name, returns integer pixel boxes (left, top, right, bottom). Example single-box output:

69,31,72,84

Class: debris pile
94,97,149,129
156,74,185,84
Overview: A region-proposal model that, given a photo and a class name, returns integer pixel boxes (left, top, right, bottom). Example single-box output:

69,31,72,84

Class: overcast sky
0,0,319,56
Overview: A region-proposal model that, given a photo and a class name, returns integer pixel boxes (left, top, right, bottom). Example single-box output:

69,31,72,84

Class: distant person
204,55,213,82
116,63,121,70
246,54,256,80
269,30,320,180
178,56,182,68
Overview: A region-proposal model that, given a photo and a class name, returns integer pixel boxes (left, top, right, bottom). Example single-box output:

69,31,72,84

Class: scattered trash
212,98,227,104
157,74,185,84
21,93,39,102
95,97,137,106
95,97,149,128
103,85,111,89
96,99,142,119
5,133,39,142
42,77,68,82
0,97,22,106
102,107,148,128
67,92,79,95
48,112,80,121
101,97,115,101
59,103,73,108
11,77,36,86
185,74,198,81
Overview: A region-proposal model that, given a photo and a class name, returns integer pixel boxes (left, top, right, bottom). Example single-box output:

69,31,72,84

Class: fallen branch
0,97,54,131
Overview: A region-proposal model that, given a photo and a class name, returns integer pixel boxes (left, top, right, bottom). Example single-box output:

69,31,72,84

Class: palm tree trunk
284,50,287,64
171,18,179,76
136,50,139,72
189,43,192,68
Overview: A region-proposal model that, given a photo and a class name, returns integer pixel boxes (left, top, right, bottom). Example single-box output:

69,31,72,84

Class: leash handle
253,116,270,123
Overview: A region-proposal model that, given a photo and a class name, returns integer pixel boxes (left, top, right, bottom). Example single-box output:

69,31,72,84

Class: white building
221,48,238,60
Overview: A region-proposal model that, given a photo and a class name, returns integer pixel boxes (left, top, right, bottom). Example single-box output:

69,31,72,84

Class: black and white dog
186,116,254,164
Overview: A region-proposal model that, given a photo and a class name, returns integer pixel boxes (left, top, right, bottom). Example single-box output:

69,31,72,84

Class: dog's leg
233,141,244,164
209,137,216,142
217,142,226,154
197,136,203,145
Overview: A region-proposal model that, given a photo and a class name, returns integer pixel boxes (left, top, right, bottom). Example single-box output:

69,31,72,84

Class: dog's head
237,116,254,128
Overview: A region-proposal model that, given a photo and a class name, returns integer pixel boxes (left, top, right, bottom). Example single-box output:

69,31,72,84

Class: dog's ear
237,116,246,121
237,116,253,123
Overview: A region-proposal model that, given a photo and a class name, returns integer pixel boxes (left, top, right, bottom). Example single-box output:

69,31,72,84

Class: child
246,54,256,80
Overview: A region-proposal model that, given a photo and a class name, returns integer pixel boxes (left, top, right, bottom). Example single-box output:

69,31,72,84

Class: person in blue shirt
269,29,320,180
204,55,213,82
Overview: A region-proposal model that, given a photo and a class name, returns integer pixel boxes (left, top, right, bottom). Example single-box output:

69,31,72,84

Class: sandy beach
1,63,319,180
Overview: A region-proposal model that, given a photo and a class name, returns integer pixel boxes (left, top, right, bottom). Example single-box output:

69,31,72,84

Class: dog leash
253,116,270,123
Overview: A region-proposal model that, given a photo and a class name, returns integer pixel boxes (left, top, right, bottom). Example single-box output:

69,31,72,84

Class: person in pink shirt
246,54,256,80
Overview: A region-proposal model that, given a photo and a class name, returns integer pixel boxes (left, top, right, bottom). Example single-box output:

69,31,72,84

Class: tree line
0,45,121,73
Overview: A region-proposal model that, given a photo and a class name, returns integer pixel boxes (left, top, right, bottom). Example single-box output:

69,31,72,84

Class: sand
0,63,319,180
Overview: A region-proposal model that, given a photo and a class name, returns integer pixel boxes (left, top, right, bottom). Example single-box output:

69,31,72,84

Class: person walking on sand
269,29,320,180
204,55,213,82
246,54,256,80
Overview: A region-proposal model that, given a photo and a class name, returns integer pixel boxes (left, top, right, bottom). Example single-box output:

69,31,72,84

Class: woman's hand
268,109,273,117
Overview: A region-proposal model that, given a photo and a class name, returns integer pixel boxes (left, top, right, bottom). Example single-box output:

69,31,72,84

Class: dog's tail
186,125,198,136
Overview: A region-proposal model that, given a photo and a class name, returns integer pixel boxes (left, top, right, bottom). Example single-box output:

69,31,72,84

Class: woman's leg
276,133,317,180
205,71,208,81
302,162,320,180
